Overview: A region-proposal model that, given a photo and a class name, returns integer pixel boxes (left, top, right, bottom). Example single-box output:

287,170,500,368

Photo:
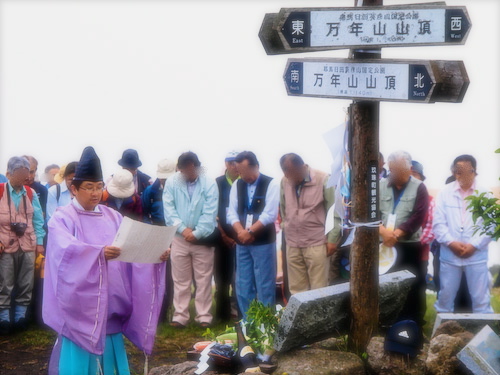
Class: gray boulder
275,270,415,352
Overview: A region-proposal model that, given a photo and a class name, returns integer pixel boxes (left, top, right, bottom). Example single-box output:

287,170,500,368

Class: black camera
10,222,27,237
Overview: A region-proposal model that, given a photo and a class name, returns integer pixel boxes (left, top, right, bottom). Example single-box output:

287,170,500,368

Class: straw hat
107,169,135,199
54,165,66,184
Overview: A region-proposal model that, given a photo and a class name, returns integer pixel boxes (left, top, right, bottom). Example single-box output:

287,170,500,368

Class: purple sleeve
43,212,109,355
398,183,429,238
121,262,166,355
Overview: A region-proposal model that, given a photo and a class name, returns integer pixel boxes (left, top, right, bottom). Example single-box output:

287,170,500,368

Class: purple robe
43,203,166,355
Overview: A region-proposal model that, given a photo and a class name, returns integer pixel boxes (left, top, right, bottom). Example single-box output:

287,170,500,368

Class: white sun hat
157,159,176,179
107,169,135,199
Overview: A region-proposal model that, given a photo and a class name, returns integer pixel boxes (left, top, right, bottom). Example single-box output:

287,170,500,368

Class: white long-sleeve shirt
227,174,279,228
433,181,492,265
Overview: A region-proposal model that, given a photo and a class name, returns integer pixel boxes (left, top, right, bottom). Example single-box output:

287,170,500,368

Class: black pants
391,242,427,328
214,240,236,322
159,258,174,322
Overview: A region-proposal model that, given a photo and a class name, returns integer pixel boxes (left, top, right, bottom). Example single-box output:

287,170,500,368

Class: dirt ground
0,321,214,375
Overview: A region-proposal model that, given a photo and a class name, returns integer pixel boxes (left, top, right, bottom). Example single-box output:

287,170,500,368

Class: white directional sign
274,5,471,52
283,58,469,103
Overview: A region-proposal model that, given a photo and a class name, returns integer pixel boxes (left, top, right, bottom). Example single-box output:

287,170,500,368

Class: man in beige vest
279,153,341,295
379,150,429,332
0,157,45,335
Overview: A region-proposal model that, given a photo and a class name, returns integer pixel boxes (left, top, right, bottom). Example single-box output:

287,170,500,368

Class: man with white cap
143,159,176,322
214,151,240,322
143,159,176,226
101,169,142,221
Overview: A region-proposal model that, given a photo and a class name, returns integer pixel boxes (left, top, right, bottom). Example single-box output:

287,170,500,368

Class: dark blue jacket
142,178,165,226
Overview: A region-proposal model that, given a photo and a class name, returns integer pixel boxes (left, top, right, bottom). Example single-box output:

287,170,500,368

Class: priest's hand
104,246,121,260
160,248,171,262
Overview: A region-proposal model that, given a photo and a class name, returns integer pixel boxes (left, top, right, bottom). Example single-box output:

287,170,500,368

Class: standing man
142,158,176,323
43,164,60,189
24,155,48,218
379,151,429,329
279,153,341,295
143,159,176,226
118,149,152,196
0,157,45,334
46,161,78,222
379,152,388,179
227,151,279,319
43,146,169,374
214,151,240,322
411,160,435,281
101,169,143,221
433,155,493,314
163,152,218,328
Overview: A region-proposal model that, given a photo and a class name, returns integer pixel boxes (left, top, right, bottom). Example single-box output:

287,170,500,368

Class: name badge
386,214,397,231
245,214,253,230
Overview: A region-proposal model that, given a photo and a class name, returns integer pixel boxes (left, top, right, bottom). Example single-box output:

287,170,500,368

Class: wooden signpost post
260,0,470,354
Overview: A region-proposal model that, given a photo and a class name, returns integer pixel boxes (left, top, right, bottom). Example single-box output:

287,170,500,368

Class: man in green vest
379,150,429,331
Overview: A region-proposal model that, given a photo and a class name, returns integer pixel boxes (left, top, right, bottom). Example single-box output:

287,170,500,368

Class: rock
149,361,234,375
274,347,365,375
366,336,427,375
452,331,475,347
426,334,465,375
432,313,500,337
149,361,198,375
311,337,348,351
433,320,465,338
274,270,415,352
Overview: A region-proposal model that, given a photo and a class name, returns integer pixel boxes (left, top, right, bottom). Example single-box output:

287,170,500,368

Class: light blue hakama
53,333,130,375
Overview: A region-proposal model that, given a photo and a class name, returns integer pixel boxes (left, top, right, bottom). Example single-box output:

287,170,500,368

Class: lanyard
6,186,28,221
246,177,260,211
392,185,407,214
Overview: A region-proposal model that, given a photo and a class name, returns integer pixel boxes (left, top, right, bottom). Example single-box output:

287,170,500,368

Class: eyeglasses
79,186,104,193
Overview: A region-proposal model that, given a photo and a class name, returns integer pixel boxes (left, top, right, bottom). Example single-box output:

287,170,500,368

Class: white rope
345,220,382,229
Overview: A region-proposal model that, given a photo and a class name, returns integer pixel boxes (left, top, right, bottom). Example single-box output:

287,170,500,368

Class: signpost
259,0,470,354
259,4,471,55
283,58,469,103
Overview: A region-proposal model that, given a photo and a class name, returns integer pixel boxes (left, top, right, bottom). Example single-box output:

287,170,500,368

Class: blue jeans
236,242,277,319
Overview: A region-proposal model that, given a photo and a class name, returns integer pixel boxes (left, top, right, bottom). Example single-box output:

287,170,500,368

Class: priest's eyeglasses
79,186,104,193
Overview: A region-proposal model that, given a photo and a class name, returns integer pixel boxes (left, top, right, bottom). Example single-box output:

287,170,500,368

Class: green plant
244,300,282,355
465,148,500,241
